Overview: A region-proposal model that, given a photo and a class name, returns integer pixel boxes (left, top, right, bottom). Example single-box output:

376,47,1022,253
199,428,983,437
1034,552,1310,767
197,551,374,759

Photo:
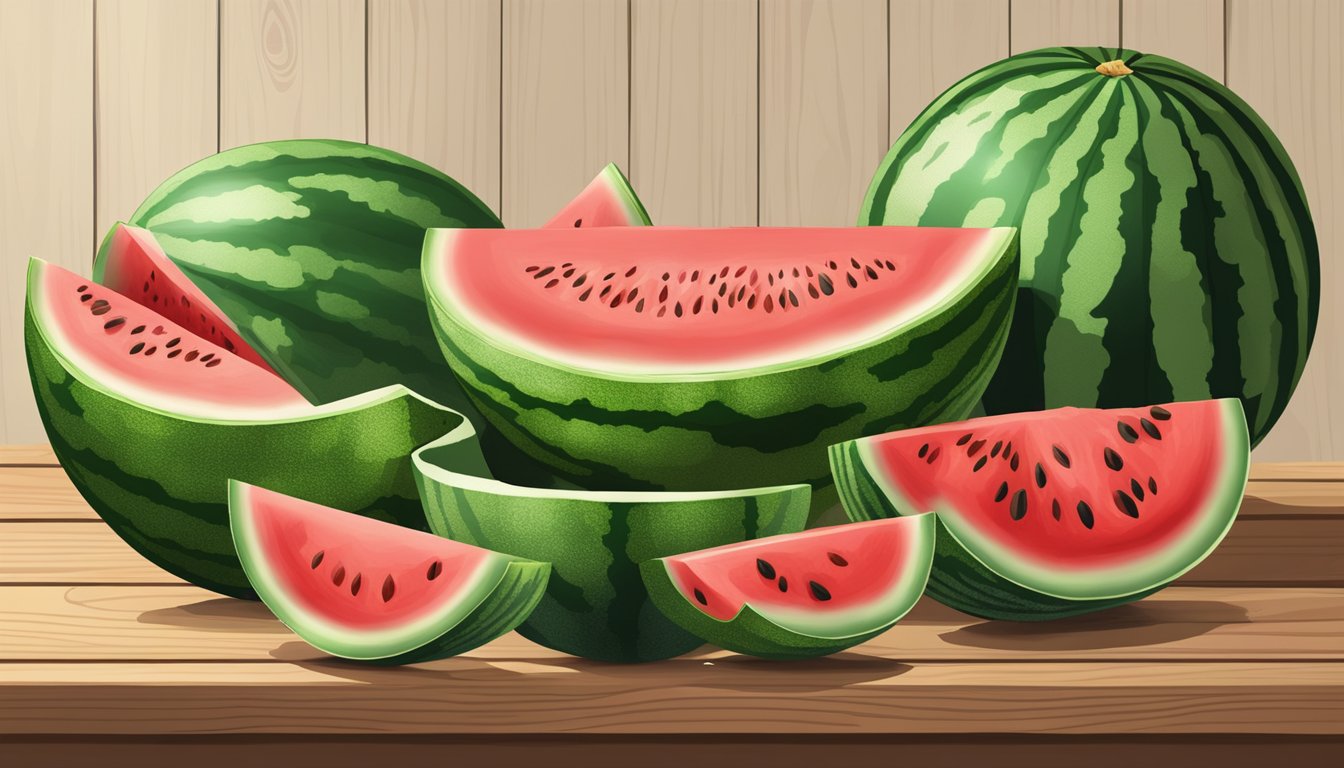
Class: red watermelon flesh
543,163,650,228
98,223,279,375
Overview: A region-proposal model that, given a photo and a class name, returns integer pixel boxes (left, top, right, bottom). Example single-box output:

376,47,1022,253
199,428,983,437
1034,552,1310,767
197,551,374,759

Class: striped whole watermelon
862,47,1318,445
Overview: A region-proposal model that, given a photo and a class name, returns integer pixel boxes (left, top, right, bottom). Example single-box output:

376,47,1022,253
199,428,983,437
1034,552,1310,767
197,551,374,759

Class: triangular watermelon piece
544,163,651,228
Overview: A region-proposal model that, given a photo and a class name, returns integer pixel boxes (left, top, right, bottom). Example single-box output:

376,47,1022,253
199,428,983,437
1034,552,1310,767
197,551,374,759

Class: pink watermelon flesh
99,223,280,375
432,226,1007,373
35,260,307,417
543,163,649,228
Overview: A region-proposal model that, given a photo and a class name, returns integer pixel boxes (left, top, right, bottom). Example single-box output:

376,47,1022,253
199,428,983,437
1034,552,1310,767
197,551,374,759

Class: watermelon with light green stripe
422,226,1019,500
26,257,459,599
414,421,810,662
829,399,1248,620
862,47,1318,446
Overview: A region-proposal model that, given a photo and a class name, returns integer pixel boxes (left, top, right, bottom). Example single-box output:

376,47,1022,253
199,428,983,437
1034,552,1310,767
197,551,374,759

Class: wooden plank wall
0,0,1339,461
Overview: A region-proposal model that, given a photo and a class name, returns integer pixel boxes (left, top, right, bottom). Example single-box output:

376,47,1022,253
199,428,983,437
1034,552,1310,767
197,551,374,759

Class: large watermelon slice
230,481,549,664
25,258,458,598
414,421,810,662
422,226,1019,499
641,515,934,659
543,163,651,228
830,399,1248,620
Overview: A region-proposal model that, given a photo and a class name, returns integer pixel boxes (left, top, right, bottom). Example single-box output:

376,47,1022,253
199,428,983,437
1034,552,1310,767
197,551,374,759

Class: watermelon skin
862,47,1318,446
414,424,811,662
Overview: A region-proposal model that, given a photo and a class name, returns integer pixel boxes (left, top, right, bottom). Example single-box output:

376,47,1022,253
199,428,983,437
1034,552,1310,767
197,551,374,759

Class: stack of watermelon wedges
26,47,1314,663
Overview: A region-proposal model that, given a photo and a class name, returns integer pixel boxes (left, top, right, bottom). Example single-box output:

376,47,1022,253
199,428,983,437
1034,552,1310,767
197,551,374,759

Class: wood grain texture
0,523,183,585
94,0,218,239
0,445,58,466
1230,0,1343,463
501,0,627,227
368,0,501,213
0,469,89,521
888,0,1010,141
0,0,93,445
1009,0,1120,53
220,0,365,148
759,0,887,226
1122,0,1225,81
630,0,756,226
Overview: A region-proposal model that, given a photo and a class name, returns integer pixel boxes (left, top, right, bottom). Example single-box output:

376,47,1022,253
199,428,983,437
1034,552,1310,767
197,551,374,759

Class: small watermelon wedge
641,515,934,659
230,481,549,664
543,163,651,228
830,399,1249,620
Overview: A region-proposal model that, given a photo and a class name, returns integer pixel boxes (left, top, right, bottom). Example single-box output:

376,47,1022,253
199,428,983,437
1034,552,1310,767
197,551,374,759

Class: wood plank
1010,0,1120,54
2,660,1341,735
1122,0,1225,82
0,523,182,585
368,0,502,213
1251,463,1344,482
1232,0,1344,463
630,0,756,226
95,0,218,239
0,0,94,445
888,0,1010,141
0,468,90,521
0,445,57,466
501,0,628,227
759,0,887,226
1243,481,1344,511
219,0,365,148
3,585,1342,662
1181,516,1343,585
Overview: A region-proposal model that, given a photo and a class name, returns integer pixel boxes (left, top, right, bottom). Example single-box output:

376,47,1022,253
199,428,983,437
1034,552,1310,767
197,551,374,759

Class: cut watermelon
830,399,1248,620
543,163,651,228
422,226,1019,500
25,257,458,598
230,481,549,663
641,515,934,659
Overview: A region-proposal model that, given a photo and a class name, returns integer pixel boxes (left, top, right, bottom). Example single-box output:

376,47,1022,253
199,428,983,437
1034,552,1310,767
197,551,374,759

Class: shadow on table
937,599,1250,652
136,596,292,634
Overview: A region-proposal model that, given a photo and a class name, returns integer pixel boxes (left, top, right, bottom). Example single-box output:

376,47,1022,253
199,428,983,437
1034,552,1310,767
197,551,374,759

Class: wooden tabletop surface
2,445,1342,765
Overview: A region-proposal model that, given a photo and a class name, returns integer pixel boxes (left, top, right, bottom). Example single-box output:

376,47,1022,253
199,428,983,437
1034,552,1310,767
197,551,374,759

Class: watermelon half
543,163,651,228
830,399,1248,619
641,515,934,659
414,421,811,662
230,481,549,664
25,257,459,598
422,226,1019,500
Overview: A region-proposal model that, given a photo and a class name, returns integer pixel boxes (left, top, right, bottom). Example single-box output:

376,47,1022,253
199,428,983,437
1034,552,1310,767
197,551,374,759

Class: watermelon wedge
25,257,459,598
641,515,934,659
422,226,1019,501
543,163,651,228
830,399,1249,620
230,481,549,663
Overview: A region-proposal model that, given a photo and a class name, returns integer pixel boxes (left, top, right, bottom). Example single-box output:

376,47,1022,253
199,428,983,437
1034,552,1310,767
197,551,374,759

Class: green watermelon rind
229,480,551,664
412,422,812,663
639,513,935,659
596,162,653,226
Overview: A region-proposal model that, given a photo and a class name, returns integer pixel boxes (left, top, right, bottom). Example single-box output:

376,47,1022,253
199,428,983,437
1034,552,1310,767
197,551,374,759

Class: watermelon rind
230,481,550,664
413,421,812,662
828,399,1249,620
545,163,652,228
26,259,461,599
640,514,935,659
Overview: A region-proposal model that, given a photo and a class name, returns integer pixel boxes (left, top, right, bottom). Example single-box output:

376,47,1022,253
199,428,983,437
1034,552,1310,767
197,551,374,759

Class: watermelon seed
1118,421,1139,443
1010,453,1020,471
827,260,838,270
206,359,221,368
788,289,799,307
153,325,165,335
310,551,324,569
778,577,788,593
808,284,819,299
562,268,575,278
793,267,801,278
973,456,987,472
926,447,940,464
956,433,972,446
1148,477,1158,494
184,350,198,361
990,441,1002,458
181,296,190,307
533,266,554,279
636,298,646,313
865,266,879,280
626,266,638,278
763,294,774,313
818,274,834,295
693,588,708,606
544,279,559,289
1009,489,1027,521
331,565,346,586
708,273,717,285
884,260,896,271
579,288,592,302
600,285,612,298
1052,445,1071,468
746,295,756,310
199,353,215,363
131,325,145,334
679,271,688,284
572,218,582,227
76,284,88,292
722,266,732,278
657,306,667,317
378,574,395,602
350,573,362,596
1051,498,1061,520
693,297,703,314
103,317,125,330
80,293,92,302
1035,463,1047,488
572,274,587,288
426,561,442,581
1150,405,1171,421
917,443,929,458
1076,501,1094,529
166,337,180,348
143,282,150,292
1140,418,1162,440
675,302,684,317
525,266,539,273
167,350,181,359
994,482,1008,502
150,270,156,281
144,346,157,356
767,273,775,286
223,338,235,351
90,300,111,316
809,581,832,601
607,272,617,281
756,558,776,579
719,282,729,297
734,266,747,277
1131,478,1145,501
610,291,623,308
1004,441,1013,457
711,299,719,313
845,273,858,288
658,285,670,302
849,257,861,270
129,342,145,354
968,439,986,456
627,287,639,301
1103,447,1124,471
1114,490,1140,519
828,552,849,567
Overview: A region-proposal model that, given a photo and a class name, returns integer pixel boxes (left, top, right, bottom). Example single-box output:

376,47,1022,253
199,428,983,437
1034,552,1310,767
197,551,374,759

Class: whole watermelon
862,47,1318,445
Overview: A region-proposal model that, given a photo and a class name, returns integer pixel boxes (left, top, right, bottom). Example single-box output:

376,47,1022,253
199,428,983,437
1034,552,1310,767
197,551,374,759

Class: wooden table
3,446,1342,766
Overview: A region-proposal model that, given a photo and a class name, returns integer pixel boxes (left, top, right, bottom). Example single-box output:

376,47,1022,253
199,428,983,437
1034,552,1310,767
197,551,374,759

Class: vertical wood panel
630,0,756,226
95,0,218,238
368,0,501,213
1010,0,1120,53
0,0,94,443
1123,0,1225,81
1229,0,1343,461
888,0,1010,141
760,0,887,226
502,0,628,227
220,0,365,148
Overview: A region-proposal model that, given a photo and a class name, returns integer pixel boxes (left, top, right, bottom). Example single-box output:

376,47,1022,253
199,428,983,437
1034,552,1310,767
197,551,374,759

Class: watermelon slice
543,163,651,228
641,515,934,659
25,257,459,598
230,481,549,663
422,226,1019,503
830,399,1249,620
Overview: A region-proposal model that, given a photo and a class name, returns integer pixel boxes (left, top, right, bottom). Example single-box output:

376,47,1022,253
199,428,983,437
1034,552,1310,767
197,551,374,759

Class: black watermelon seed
572,274,587,288
573,218,582,227
167,350,181,358
166,337,180,348
1076,501,1094,529
628,287,639,301
80,293,92,302
788,290,799,307
579,287,592,301
533,266,554,279
1052,498,1062,520
129,342,144,355
184,350,199,361
637,298,646,313
205,359,221,368
693,588,708,606
808,284,820,299
1004,441,1013,457
828,552,848,567
917,443,929,458
1009,489,1028,520
1118,421,1139,443
562,268,575,278
382,575,396,602
809,581,832,601
544,278,560,289
1114,490,1140,518
756,558,776,579
973,456,987,472
1140,418,1162,440
310,551,324,569
1035,463,1047,488
968,439,986,456
199,353,214,363
990,441,1002,458
1149,477,1158,494
144,346,157,356
674,302,684,317
426,561,442,581
1150,405,1171,420
350,573,362,596
1010,453,1020,471
91,303,111,316
778,577,788,593
331,565,345,586
76,284,88,292
994,482,1008,502
956,433,973,446
845,273,858,288
610,292,623,308
103,317,125,330
1052,445,1071,468
926,447,940,464
1131,478,1145,501
131,325,145,334
1104,447,1124,471
225,338,234,352
865,266,879,280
